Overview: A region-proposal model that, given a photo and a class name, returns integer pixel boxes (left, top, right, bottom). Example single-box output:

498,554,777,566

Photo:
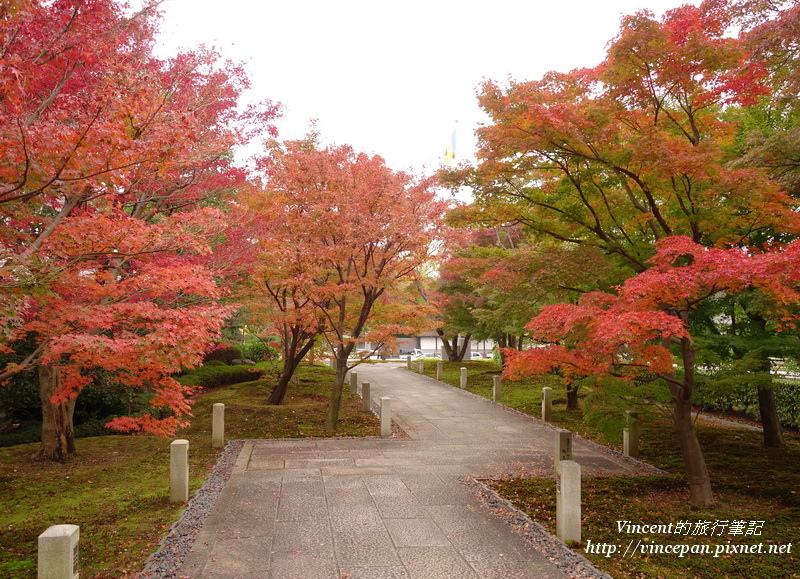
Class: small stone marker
460,367,467,389
170,439,189,502
554,428,572,474
556,460,581,543
418,358,424,373
493,375,502,402
350,371,358,394
212,403,225,449
542,387,553,422
38,524,79,579
436,360,443,381
623,410,640,458
361,382,371,412
380,397,392,437
406,355,412,370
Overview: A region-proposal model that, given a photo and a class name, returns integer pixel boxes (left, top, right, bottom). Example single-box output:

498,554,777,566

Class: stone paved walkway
178,363,647,578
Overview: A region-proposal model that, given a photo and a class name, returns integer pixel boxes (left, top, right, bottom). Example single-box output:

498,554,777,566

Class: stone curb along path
147,362,665,578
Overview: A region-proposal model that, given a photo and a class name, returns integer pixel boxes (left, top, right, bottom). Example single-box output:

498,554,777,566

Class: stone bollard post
406,355,412,370
380,397,392,438
38,524,79,579
556,460,581,543
493,375,502,402
554,429,572,474
170,439,189,502
212,403,225,449
361,382,371,412
623,410,640,458
436,360,443,381
418,358,425,373
350,371,358,394
542,387,553,422
460,367,467,389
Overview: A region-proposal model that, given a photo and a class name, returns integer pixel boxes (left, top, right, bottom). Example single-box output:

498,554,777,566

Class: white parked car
470,351,486,359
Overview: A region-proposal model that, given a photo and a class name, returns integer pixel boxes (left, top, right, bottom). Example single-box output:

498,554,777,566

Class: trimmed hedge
203,345,243,365
177,364,263,389
695,379,800,429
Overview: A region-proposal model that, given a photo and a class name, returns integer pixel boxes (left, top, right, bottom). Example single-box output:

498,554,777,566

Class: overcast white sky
153,0,697,174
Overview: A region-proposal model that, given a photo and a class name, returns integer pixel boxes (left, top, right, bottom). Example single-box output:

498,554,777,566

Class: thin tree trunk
36,365,77,461
437,329,455,361
456,334,471,361
672,396,714,507
268,333,316,405
435,329,470,362
325,351,349,432
268,372,293,405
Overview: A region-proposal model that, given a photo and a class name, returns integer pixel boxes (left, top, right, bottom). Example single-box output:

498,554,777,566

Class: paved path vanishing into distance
177,362,655,578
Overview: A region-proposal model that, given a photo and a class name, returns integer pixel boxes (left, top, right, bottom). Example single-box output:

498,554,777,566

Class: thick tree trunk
673,397,714,507
749,313,785,448
36,365,77,461
670,331,714,507
566,384,579,411
758,385,785,448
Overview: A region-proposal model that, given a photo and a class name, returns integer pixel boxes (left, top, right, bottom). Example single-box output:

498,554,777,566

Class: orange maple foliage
244,140,448,424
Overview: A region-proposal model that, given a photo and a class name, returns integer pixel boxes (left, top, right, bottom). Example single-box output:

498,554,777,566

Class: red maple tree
1,0,279,459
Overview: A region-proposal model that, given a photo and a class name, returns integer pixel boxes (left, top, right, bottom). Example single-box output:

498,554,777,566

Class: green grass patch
415,362,800,578
0,363,378,578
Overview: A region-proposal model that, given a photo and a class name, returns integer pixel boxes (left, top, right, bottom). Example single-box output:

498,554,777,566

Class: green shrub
177,364,263,389
240,341,280,362
0,421,41,447
203,345,243,364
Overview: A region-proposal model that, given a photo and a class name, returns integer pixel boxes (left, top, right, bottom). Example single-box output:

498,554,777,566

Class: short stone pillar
556,460,581,543
406,355,412,370
380,397,392,438
493,375,502,402
460,367,467,389
623,410,640,458
350,372,358,394
554,429,572,474
436,360,443,381
170,439,189,502
361,382,371,412
38,524,79,579
212,403,225,449
542,387,553,422
418,358,424,373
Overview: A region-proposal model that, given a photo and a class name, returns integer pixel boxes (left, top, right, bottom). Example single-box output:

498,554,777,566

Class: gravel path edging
137,439,245,579
465,476,613,579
